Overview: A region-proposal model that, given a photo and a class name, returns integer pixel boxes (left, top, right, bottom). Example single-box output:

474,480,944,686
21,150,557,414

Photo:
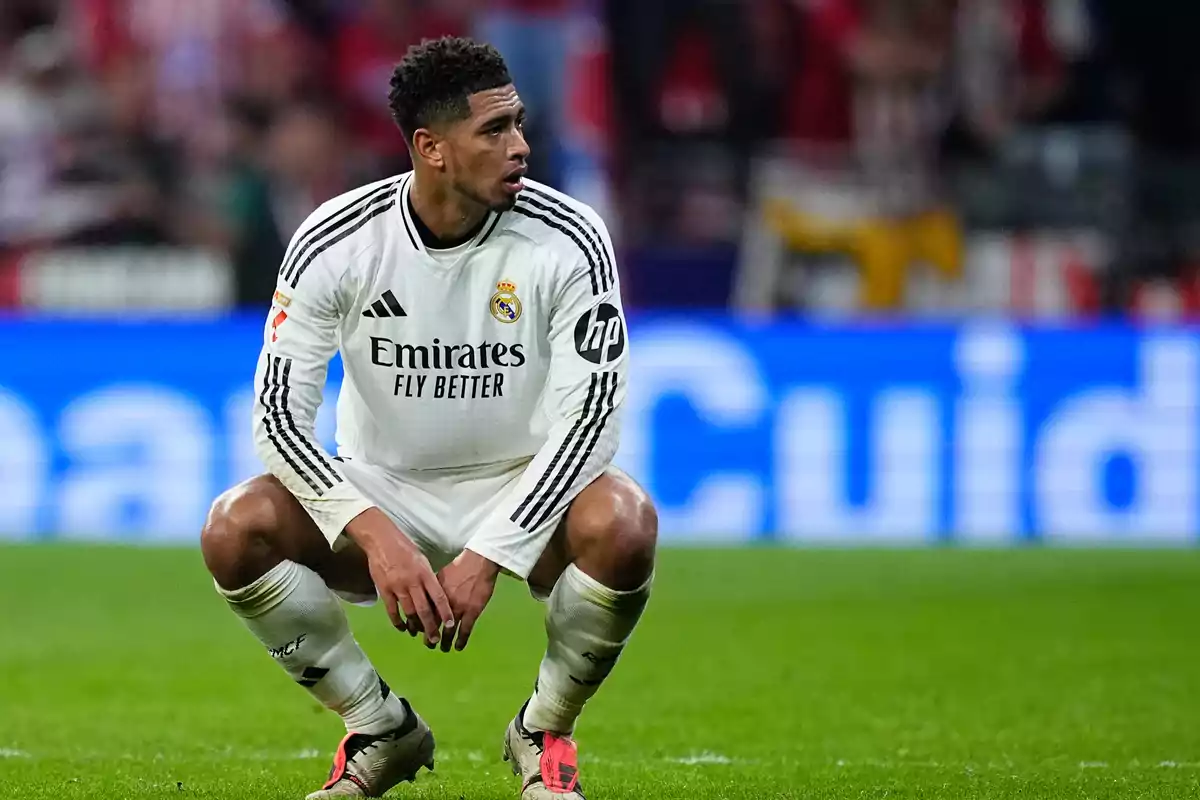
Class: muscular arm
464,200,628,579
252,231,374,550
253,190,455,642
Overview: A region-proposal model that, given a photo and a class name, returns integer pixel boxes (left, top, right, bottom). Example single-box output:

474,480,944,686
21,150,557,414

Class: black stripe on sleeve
399,174,420,250
268,357,334,491
288,199,397,288
510,373,601,526
259,357,323,495
512,206,600,296
523,188,614,292
280,357,340,489
280,181,397,283
518,195,607,293
515,373,614,530
531,374,619,530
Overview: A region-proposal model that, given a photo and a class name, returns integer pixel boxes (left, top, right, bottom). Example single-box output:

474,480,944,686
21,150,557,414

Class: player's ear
411,128,445,170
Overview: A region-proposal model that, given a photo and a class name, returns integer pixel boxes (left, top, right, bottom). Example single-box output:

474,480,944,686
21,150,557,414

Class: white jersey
252,173,628,578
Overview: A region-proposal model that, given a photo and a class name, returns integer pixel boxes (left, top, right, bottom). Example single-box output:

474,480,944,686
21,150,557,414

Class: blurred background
2,0,1198,545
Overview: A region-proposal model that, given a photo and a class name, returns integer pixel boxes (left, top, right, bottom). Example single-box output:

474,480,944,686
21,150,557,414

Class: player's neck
408,174,489,247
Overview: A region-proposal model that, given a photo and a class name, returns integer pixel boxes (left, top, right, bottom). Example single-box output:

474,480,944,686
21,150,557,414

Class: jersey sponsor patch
368,336,525,400
573,303,625,365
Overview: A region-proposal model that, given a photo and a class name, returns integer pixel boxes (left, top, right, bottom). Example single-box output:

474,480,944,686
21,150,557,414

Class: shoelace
520,726,546,753
347,730,398,766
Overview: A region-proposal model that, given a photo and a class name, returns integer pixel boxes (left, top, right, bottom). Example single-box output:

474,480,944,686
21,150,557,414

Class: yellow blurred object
765,200,963,310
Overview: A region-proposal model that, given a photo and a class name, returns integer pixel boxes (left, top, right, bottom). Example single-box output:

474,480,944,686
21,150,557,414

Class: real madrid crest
490,280,522,323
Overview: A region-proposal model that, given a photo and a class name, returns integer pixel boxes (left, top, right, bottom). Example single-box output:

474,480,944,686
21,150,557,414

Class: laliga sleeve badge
490,280,522,323
270,309,288,342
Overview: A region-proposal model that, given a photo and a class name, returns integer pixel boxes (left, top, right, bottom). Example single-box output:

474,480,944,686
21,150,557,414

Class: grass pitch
1,545,1199,799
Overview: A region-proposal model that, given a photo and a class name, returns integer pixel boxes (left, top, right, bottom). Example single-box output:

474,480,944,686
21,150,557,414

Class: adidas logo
363,290,407,318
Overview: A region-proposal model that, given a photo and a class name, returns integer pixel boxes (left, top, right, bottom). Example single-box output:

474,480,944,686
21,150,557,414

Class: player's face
444,85,529,212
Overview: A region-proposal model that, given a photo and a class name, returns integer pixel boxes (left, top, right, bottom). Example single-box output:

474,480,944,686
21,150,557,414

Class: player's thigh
218,473,373,597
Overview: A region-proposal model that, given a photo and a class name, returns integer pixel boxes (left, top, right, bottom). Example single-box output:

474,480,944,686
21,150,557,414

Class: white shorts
336,456,533,594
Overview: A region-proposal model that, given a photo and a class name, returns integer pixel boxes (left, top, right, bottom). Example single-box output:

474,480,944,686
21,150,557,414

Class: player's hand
344,508,455,647
436,549,500,652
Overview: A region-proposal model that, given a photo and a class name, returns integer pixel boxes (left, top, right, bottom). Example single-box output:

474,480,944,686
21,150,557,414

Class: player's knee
574,478,658,580
618,489,658,572
200,476,282,589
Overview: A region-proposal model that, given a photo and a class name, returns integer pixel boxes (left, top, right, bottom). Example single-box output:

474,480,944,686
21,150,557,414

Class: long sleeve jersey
252,173,628,578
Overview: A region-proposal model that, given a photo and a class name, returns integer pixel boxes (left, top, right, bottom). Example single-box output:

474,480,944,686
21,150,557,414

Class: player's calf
200,476,434,795
520,470,657,738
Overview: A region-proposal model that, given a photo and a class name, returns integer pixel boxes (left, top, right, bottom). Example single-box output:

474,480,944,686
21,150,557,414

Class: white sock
218,560,406,735
523,564,652,735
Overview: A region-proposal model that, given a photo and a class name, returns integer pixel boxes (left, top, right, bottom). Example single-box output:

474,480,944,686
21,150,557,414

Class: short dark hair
387,37,512,142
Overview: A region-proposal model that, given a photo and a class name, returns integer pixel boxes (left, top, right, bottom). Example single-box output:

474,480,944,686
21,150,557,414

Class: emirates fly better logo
574,303,625,365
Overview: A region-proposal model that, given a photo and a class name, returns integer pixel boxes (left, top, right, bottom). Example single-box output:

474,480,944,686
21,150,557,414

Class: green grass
2,545,1200,799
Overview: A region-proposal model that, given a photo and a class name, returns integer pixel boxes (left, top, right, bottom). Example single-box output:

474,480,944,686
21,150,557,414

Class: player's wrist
343,507,407,553
464,547,503,578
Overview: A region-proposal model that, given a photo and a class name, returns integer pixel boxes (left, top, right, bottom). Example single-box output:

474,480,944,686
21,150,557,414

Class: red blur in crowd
783,0,1062,146
333,1,468,163
68,0,288,109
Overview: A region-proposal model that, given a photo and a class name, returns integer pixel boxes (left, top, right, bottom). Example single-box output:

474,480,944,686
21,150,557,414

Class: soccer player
199,37,656,800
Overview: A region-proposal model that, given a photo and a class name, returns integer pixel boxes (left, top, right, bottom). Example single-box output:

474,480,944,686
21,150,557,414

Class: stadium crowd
0,0,1196,313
